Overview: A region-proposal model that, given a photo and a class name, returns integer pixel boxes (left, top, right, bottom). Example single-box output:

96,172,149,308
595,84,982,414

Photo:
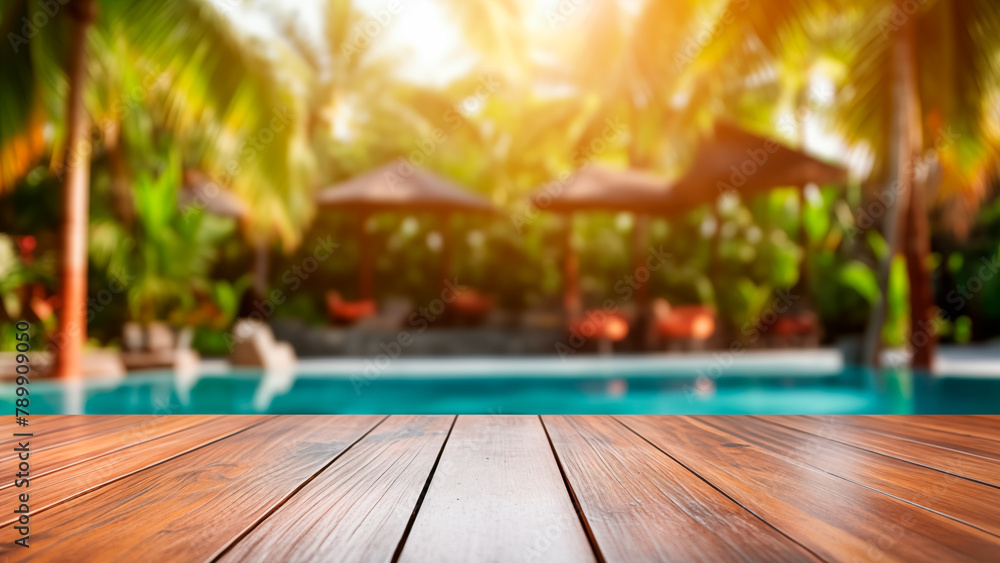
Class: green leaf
838,260,879,304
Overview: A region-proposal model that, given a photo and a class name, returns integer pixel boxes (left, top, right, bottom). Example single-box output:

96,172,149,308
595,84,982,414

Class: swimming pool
6,355,1000,415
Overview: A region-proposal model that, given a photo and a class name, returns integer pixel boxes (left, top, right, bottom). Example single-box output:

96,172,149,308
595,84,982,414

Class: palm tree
705,0,1000,368
0,0,313,377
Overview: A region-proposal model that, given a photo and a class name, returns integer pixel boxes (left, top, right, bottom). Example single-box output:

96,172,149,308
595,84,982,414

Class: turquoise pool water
5,358,999,414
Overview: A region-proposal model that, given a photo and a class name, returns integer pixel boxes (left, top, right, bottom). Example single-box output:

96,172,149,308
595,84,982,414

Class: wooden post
795,87,811,303
358,212,374,301
52,0,95,379
253,238,270,299
632,214,650,309
564,213,581,319
440,211,452,288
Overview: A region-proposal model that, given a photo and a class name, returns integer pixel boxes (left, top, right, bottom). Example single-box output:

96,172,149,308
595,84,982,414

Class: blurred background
2,0,1000,413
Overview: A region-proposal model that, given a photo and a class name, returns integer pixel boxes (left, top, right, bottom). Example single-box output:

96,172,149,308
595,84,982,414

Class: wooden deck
3,415,999,561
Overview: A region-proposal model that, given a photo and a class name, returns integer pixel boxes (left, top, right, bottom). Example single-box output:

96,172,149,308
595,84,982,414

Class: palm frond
0,0,45,192
102,0,315,247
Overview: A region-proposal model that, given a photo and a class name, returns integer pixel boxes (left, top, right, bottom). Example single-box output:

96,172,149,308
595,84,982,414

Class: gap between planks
388,415,458,563
539,415,606,563
608,415,830,562
210,415,393,562
0,416,273,530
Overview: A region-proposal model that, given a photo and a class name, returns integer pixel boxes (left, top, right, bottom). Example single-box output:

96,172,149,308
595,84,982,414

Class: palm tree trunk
252,237,270,299
861,0,916,368
793,85,811,310
901,95,935,369
52,0,95,379
106,121,134,227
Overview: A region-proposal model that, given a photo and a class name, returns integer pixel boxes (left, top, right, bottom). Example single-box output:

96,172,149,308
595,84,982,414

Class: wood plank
871,415,1000,443
399,416,595,563
703,416,1000,536
620,415,1000,562
827,415,1000,458
0,415,161,455
220,415,452,563
1,415,222,482
855,415,1000,456
0,415,384,561
0,416,269,528
764,415,1000,487
0,415,77,440
971,415,1000,427
544,415,817,562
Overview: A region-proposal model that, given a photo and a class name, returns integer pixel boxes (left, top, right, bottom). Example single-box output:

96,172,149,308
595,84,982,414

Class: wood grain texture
220,415,453,563
764,415,1000,487
707,417,1000,536
399,416,596,563
0,415,76,442
1,415,221,483
5,415,1000,562
0,416,383,562
0,415,269,528
837,415,1000,458
0,415,161,458
620,415,1000,562
543,415,818,562
875,415,1000,442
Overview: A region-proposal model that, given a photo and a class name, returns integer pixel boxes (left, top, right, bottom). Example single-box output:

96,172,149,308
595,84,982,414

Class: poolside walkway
3,415,999,561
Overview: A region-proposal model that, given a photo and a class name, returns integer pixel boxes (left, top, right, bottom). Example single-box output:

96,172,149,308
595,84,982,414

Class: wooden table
2,415,999,561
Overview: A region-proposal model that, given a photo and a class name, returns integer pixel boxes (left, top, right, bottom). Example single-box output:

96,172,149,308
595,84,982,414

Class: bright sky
239,0,475,86
234,0,854,173
354,0,471,86
243,0,626,86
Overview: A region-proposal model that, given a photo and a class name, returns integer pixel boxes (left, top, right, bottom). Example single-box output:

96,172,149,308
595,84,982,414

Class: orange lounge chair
652,299,716,346
325,291,377,325
568,308,630,354
769,310,821,347
449,288,495,326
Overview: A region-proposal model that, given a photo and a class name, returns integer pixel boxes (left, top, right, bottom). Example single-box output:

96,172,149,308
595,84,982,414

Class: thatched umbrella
528,123,847,317
529,166,669,316
650,122,848,216
316,159,495,299
529,165,670,213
